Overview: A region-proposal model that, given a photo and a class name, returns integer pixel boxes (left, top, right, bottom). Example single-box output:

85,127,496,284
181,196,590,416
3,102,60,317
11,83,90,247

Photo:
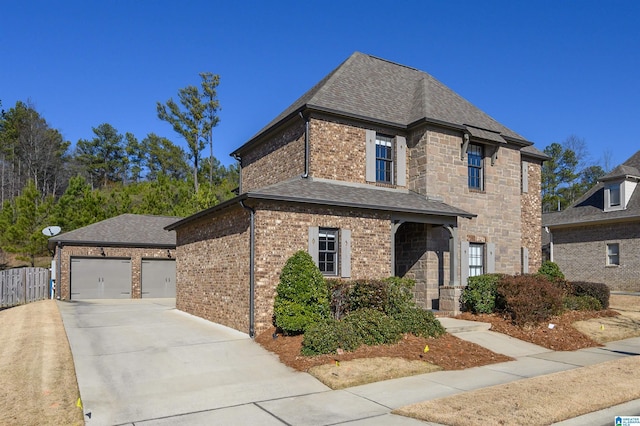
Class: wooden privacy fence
0,267,50,308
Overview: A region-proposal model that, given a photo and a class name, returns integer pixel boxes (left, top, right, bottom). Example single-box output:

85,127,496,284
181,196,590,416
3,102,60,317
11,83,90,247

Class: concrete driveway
58,299,337,425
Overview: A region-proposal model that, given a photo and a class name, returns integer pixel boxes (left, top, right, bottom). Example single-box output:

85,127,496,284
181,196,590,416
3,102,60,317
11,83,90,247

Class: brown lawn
0,300,84,426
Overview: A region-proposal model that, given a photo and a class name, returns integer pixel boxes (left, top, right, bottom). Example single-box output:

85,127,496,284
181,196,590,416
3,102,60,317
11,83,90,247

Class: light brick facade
552,222,640,291
56,245,176,300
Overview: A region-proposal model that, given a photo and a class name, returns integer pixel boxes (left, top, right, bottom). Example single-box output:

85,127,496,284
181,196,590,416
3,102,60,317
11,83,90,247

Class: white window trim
606,242,620,266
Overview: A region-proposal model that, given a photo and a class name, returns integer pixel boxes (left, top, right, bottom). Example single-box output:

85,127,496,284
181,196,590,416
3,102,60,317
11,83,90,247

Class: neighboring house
543,150,640,291
48,214,180,300
166,52,546,336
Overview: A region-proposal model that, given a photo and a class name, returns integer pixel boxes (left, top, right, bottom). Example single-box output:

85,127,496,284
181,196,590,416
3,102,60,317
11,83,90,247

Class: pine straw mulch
256,309,620,373
256,326,512,372
456,309,620,351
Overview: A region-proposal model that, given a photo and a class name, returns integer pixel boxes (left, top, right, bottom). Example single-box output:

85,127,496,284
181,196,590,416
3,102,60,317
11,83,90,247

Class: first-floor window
319,228,338,275
469,243,484,277
607,243,620,266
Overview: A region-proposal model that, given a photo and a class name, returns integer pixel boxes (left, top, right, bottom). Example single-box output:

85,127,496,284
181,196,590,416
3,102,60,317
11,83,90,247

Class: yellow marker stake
76,398,83,410
336,360,340,367
424,345,429,353
601,324,605,330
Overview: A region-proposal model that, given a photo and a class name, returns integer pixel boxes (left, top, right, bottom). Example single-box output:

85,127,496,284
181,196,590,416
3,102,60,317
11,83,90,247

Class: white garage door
141,259,176,298
70,258,132,299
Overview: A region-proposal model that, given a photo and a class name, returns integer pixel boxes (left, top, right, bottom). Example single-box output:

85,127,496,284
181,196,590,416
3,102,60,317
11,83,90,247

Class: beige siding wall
241,121,305,192
175,205,252,333
553,222,640,291
56,246,176,300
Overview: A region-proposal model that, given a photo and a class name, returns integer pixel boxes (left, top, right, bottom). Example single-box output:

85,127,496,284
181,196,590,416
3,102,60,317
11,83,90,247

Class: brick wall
175,205,252,333
394,223,449,309
252,201,392,334
522,158,543,272
553,222,640,291
241,120,305,192
56,245,176,300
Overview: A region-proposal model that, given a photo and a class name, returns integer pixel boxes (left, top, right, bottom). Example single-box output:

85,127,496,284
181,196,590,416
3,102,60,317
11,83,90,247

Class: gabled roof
232,52,543,157
543,150,640,228
48,214,181,249
166,177,475,231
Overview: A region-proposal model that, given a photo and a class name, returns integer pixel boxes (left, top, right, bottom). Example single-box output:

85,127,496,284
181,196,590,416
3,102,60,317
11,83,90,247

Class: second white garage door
70,257,132,299
141,259,176,298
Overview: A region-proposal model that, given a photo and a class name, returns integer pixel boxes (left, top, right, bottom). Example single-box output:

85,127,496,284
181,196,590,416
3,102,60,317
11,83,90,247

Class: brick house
543,150,640,291
49,214,179,300
167,52,546,336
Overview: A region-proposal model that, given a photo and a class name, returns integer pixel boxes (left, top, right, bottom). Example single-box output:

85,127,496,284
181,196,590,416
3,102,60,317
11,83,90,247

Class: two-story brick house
167,52,546,336
543,150,640,291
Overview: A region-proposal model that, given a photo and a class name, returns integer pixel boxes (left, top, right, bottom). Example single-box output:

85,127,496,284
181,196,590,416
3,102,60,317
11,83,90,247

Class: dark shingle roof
47,214,181,249
167,178,474,231
233,52,538,157
250,177,475,218
543,151,640,227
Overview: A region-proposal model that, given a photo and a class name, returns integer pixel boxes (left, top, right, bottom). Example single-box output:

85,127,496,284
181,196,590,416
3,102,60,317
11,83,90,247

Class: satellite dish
42,226,61,236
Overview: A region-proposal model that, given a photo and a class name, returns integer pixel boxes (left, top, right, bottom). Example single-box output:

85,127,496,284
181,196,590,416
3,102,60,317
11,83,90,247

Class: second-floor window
468,144,484,190
376,134,393,183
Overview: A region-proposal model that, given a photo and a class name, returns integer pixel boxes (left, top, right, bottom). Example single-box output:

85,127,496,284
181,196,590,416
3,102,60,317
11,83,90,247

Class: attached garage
48,214,181,300
70,258,132,299
141,259,176,298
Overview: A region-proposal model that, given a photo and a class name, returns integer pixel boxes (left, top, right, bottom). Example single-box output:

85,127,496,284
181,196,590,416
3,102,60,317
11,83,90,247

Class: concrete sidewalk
60,300,640,426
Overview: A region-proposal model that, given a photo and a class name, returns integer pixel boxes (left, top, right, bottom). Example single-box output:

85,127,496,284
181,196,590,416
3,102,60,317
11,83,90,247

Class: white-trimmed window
607,243,620,266
469,243,484,277
309,227,351,278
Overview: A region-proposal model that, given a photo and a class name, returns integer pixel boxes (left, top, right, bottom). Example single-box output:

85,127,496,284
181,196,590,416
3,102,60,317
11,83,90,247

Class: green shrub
570,281,610,309
563,295,602,311
343,308,402,346
460,274,502,313
326,277,417,319
273,251,330,335
383,277,417,316
393,307,445,338
348,279,388,312
537,261,565,281
300,319,361,356
497,274,565,326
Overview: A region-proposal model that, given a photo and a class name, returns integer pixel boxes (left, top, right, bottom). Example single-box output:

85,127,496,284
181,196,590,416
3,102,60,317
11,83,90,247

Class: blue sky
2,1,638,168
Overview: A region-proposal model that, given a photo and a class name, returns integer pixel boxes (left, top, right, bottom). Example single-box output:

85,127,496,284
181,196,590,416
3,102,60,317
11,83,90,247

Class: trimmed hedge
460,274,502,314
563,295,602,311
570,281,610,309
326,277,417,320
393,307,445,338
497,274,565,326
343,308,402,346
301,319,361,356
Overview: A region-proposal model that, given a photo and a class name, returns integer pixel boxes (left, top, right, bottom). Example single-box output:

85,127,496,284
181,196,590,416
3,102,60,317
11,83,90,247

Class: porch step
437,317,492,333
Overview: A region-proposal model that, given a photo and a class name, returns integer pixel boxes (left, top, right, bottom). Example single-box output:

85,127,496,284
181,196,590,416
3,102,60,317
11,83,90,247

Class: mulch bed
256,310,619,372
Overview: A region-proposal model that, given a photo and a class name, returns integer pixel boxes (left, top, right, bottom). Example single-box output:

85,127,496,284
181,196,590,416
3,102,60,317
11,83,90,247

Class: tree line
0,73,238,266
542,135,611,213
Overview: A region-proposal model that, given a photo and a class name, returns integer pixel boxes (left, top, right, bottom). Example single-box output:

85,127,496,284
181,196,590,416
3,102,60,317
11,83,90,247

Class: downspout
300,112,310,178
56,242,62,299
240,200,255,337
